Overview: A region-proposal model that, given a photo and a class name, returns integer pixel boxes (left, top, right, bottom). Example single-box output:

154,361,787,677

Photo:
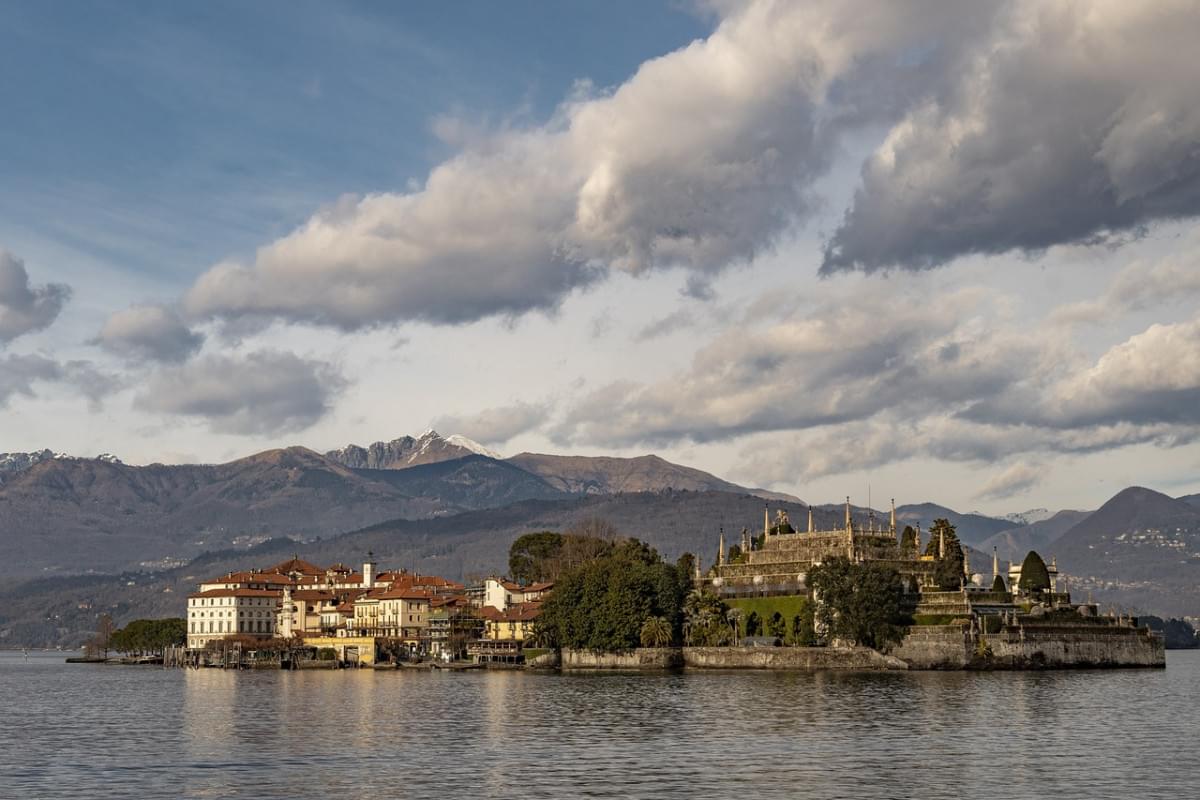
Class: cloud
177,0,983,331
557,272,1200,482
735,415,1196,485
0,353,120,409
61,360,124,411
0,353,62,406
974,462,1044,501
1051,239,1200,325
134,350,346,435
433,401,550,445
823,1,1200,273
94,304,205,363
1040,318,1200,428
0,250,71,345
556,282,1030,447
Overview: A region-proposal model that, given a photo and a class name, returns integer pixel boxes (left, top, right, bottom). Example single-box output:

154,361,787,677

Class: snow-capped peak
1001,508,1054,526
445,434,501,459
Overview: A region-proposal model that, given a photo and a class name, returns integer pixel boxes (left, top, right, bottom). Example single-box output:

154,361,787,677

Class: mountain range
1,431,1198,645
0,431,797,579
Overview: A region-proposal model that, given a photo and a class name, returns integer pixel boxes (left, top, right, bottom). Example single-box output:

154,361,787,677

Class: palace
707,500,943,596
700,499,1162,668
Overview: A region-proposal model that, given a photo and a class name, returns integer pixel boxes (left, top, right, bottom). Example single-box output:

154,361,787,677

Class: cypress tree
1018,551,1051,595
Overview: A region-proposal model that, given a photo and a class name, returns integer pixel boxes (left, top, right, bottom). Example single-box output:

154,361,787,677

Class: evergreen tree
791,603,817,646
536,535,690,652
991,574,1007,593
1018,551,1051,595
808,557,906,649
924,518,965,590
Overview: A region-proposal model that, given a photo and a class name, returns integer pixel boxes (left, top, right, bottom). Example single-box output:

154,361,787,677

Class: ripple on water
0,652,1195,799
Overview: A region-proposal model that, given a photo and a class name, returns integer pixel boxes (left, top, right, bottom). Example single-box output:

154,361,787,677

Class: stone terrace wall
561,648,683,670
561,646,907,670
891,625,973,669
984,626,1164,668
683,646,905,670
890,623,1166,669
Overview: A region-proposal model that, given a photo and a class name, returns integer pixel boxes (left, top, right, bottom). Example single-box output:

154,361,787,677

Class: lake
0,650,1196,799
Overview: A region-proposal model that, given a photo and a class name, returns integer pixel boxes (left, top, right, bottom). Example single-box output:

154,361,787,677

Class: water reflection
1,652,1196,799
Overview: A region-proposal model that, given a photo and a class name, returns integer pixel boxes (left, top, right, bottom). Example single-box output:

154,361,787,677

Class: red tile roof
479,602,542,622
289,589,337,601
188,588,283,599
268,556,324,575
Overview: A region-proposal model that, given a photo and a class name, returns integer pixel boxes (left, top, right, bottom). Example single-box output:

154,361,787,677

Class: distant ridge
505,452,802,503
977,509,1091,563
895,502,1019,546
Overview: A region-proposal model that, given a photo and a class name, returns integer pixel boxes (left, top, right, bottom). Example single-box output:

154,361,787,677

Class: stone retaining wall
984,627,1164,668
560,648,683,670
683,646,905,670
890,623,1166,669
890,625,973,669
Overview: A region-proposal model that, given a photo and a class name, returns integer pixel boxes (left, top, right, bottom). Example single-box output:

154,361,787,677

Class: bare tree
89,613,115,660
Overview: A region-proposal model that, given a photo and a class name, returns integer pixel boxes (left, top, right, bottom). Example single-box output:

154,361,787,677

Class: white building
186,588,280,649
482,578,554,612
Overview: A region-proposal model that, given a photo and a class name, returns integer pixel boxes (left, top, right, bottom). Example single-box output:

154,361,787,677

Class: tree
767,612,786,639
640,616,672,647
676,552,697,581
791,604,816,646
508,523,619,583
683,591,732,646
1018,551,1051,596
809,557,906,649
745,611,761,637
86,613,116,660
110,618,186,655
924,518,965,590
537,536,690,652
508,531,563,583
991,574,1007,593
900,525,918,552
728,544,742,564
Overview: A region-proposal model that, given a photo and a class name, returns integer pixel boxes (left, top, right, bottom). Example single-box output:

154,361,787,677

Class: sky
2,0,1200,515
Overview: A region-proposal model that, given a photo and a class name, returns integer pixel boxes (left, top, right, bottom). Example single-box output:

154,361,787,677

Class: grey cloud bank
0,250,70,345
823,1,1200,273
134,351,346,435
95,304,205,363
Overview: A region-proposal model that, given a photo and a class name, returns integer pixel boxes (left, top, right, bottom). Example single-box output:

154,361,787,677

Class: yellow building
479,603,541,642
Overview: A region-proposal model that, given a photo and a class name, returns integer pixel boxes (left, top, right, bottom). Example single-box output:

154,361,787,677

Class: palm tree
640,616,672,648
683,590,731,646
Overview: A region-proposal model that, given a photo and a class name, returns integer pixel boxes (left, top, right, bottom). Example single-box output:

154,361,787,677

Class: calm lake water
0,651,1196,799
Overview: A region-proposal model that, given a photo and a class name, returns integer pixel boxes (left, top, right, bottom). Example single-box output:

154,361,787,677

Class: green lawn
725,595,810,636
